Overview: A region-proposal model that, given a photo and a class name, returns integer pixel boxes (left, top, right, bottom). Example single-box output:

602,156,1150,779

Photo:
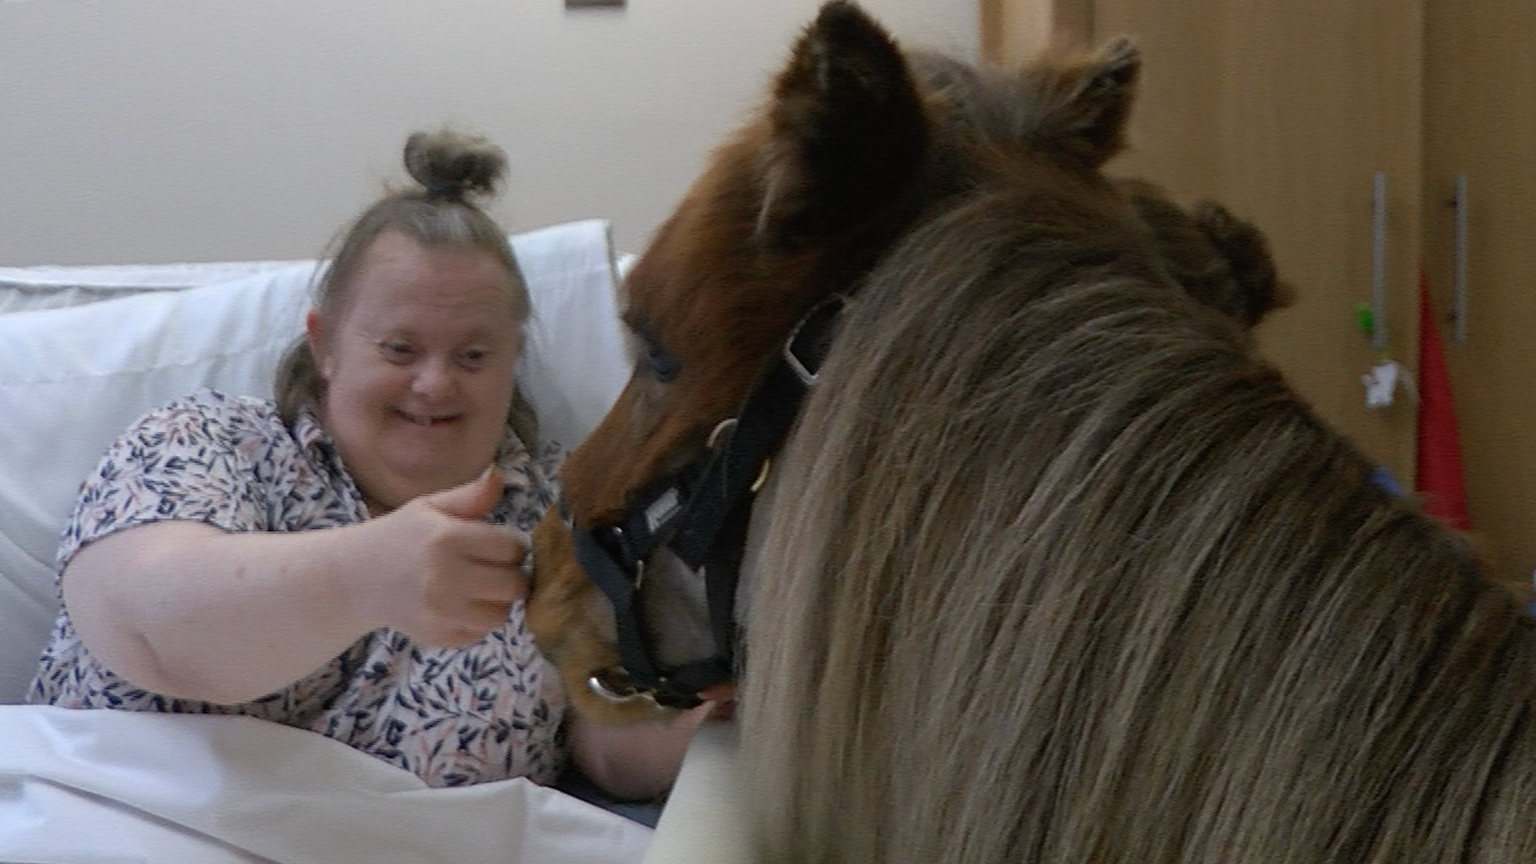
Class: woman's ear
305,309,334,381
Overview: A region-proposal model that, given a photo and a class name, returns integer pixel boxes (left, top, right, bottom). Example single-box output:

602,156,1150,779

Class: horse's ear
758,0,928,242
1192,200,1297,327
1029,36,1140,167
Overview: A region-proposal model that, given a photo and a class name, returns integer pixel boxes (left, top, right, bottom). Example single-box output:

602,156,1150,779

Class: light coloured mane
741,184,1536,863
527,7,1536,858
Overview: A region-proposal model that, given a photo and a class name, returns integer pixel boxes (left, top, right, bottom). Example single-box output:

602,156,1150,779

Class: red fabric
1414,268,1473,531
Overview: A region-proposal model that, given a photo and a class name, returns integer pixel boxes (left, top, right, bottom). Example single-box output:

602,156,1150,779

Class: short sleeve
59,390,288,568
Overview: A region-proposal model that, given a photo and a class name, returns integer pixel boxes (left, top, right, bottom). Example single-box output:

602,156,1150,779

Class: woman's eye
458,348,490,368
380,341,416,362
647,344,681,383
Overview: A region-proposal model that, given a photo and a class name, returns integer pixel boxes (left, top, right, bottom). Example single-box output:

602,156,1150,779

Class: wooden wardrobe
983,0,1536,594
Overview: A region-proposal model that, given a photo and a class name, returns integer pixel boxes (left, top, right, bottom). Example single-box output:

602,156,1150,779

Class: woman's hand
568,698,731,801
356,467,531,647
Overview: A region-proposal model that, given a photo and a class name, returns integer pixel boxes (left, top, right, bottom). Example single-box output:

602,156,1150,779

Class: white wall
0,0,977,265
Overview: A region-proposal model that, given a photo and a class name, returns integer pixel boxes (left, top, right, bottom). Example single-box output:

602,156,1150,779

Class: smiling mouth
398,409,459,426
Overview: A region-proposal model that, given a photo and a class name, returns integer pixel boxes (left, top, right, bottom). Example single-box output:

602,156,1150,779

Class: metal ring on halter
706,417,738,450
784,294,845,386
587,668,656,705
751,458,772,493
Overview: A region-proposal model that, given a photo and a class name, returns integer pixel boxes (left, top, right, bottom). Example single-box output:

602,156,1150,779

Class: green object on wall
1355,302,1375,339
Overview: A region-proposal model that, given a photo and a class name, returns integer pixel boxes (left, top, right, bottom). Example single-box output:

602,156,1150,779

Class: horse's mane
740,128,1536,864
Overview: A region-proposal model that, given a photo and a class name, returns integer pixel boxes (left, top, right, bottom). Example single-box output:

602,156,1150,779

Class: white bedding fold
0,705,651,864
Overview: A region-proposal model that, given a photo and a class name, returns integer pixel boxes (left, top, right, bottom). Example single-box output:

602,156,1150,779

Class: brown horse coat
531,3,1535,861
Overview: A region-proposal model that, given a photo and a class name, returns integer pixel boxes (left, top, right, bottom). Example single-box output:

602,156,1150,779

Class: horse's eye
647,344,682,384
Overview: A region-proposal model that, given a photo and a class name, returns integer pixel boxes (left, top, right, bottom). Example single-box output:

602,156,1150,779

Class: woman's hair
275,129,539,446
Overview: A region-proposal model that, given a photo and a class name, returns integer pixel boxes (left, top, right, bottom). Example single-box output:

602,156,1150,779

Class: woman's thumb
425,465,503,519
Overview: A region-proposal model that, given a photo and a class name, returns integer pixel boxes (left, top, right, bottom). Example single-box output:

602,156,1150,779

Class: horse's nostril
587,668,650,704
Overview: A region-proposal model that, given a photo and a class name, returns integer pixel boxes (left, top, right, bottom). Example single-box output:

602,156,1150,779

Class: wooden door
1424,0,1536,590
985,0,1425,483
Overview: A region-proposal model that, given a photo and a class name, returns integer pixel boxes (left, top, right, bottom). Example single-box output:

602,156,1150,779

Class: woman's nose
411,356,457,396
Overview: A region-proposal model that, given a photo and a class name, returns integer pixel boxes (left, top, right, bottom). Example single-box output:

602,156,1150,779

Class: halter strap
564,294,846,707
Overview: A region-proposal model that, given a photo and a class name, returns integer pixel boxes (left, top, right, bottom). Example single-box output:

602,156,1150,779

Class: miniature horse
530,3,1536,862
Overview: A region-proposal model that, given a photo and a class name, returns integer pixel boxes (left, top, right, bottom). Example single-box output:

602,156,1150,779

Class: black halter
564,295,845,708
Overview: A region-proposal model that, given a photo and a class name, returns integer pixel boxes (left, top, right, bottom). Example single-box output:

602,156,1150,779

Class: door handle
1372,171,1388,351
1452,173,1469,344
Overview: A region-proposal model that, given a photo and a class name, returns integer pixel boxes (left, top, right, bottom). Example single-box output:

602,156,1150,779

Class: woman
28,129,699,799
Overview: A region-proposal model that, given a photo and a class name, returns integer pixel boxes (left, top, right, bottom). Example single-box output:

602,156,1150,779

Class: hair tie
423,180,462,201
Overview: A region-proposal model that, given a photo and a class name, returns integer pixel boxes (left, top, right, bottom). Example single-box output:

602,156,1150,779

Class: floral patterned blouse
27,388,568,788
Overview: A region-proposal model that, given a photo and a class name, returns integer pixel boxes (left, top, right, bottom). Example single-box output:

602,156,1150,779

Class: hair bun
403,129,508,201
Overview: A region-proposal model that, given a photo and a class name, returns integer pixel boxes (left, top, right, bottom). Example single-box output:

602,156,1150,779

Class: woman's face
310,230,521,514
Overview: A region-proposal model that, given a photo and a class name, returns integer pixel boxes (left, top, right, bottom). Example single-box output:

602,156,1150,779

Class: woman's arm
61,468,528,704
566,702,720,801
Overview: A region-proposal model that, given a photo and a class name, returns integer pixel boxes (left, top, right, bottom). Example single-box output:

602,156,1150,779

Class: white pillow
515,221,632,452
0,260,314,314
0,219,631,704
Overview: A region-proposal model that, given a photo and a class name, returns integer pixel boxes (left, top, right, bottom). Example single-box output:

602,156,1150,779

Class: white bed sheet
0,705,652,864
640,723,750,864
